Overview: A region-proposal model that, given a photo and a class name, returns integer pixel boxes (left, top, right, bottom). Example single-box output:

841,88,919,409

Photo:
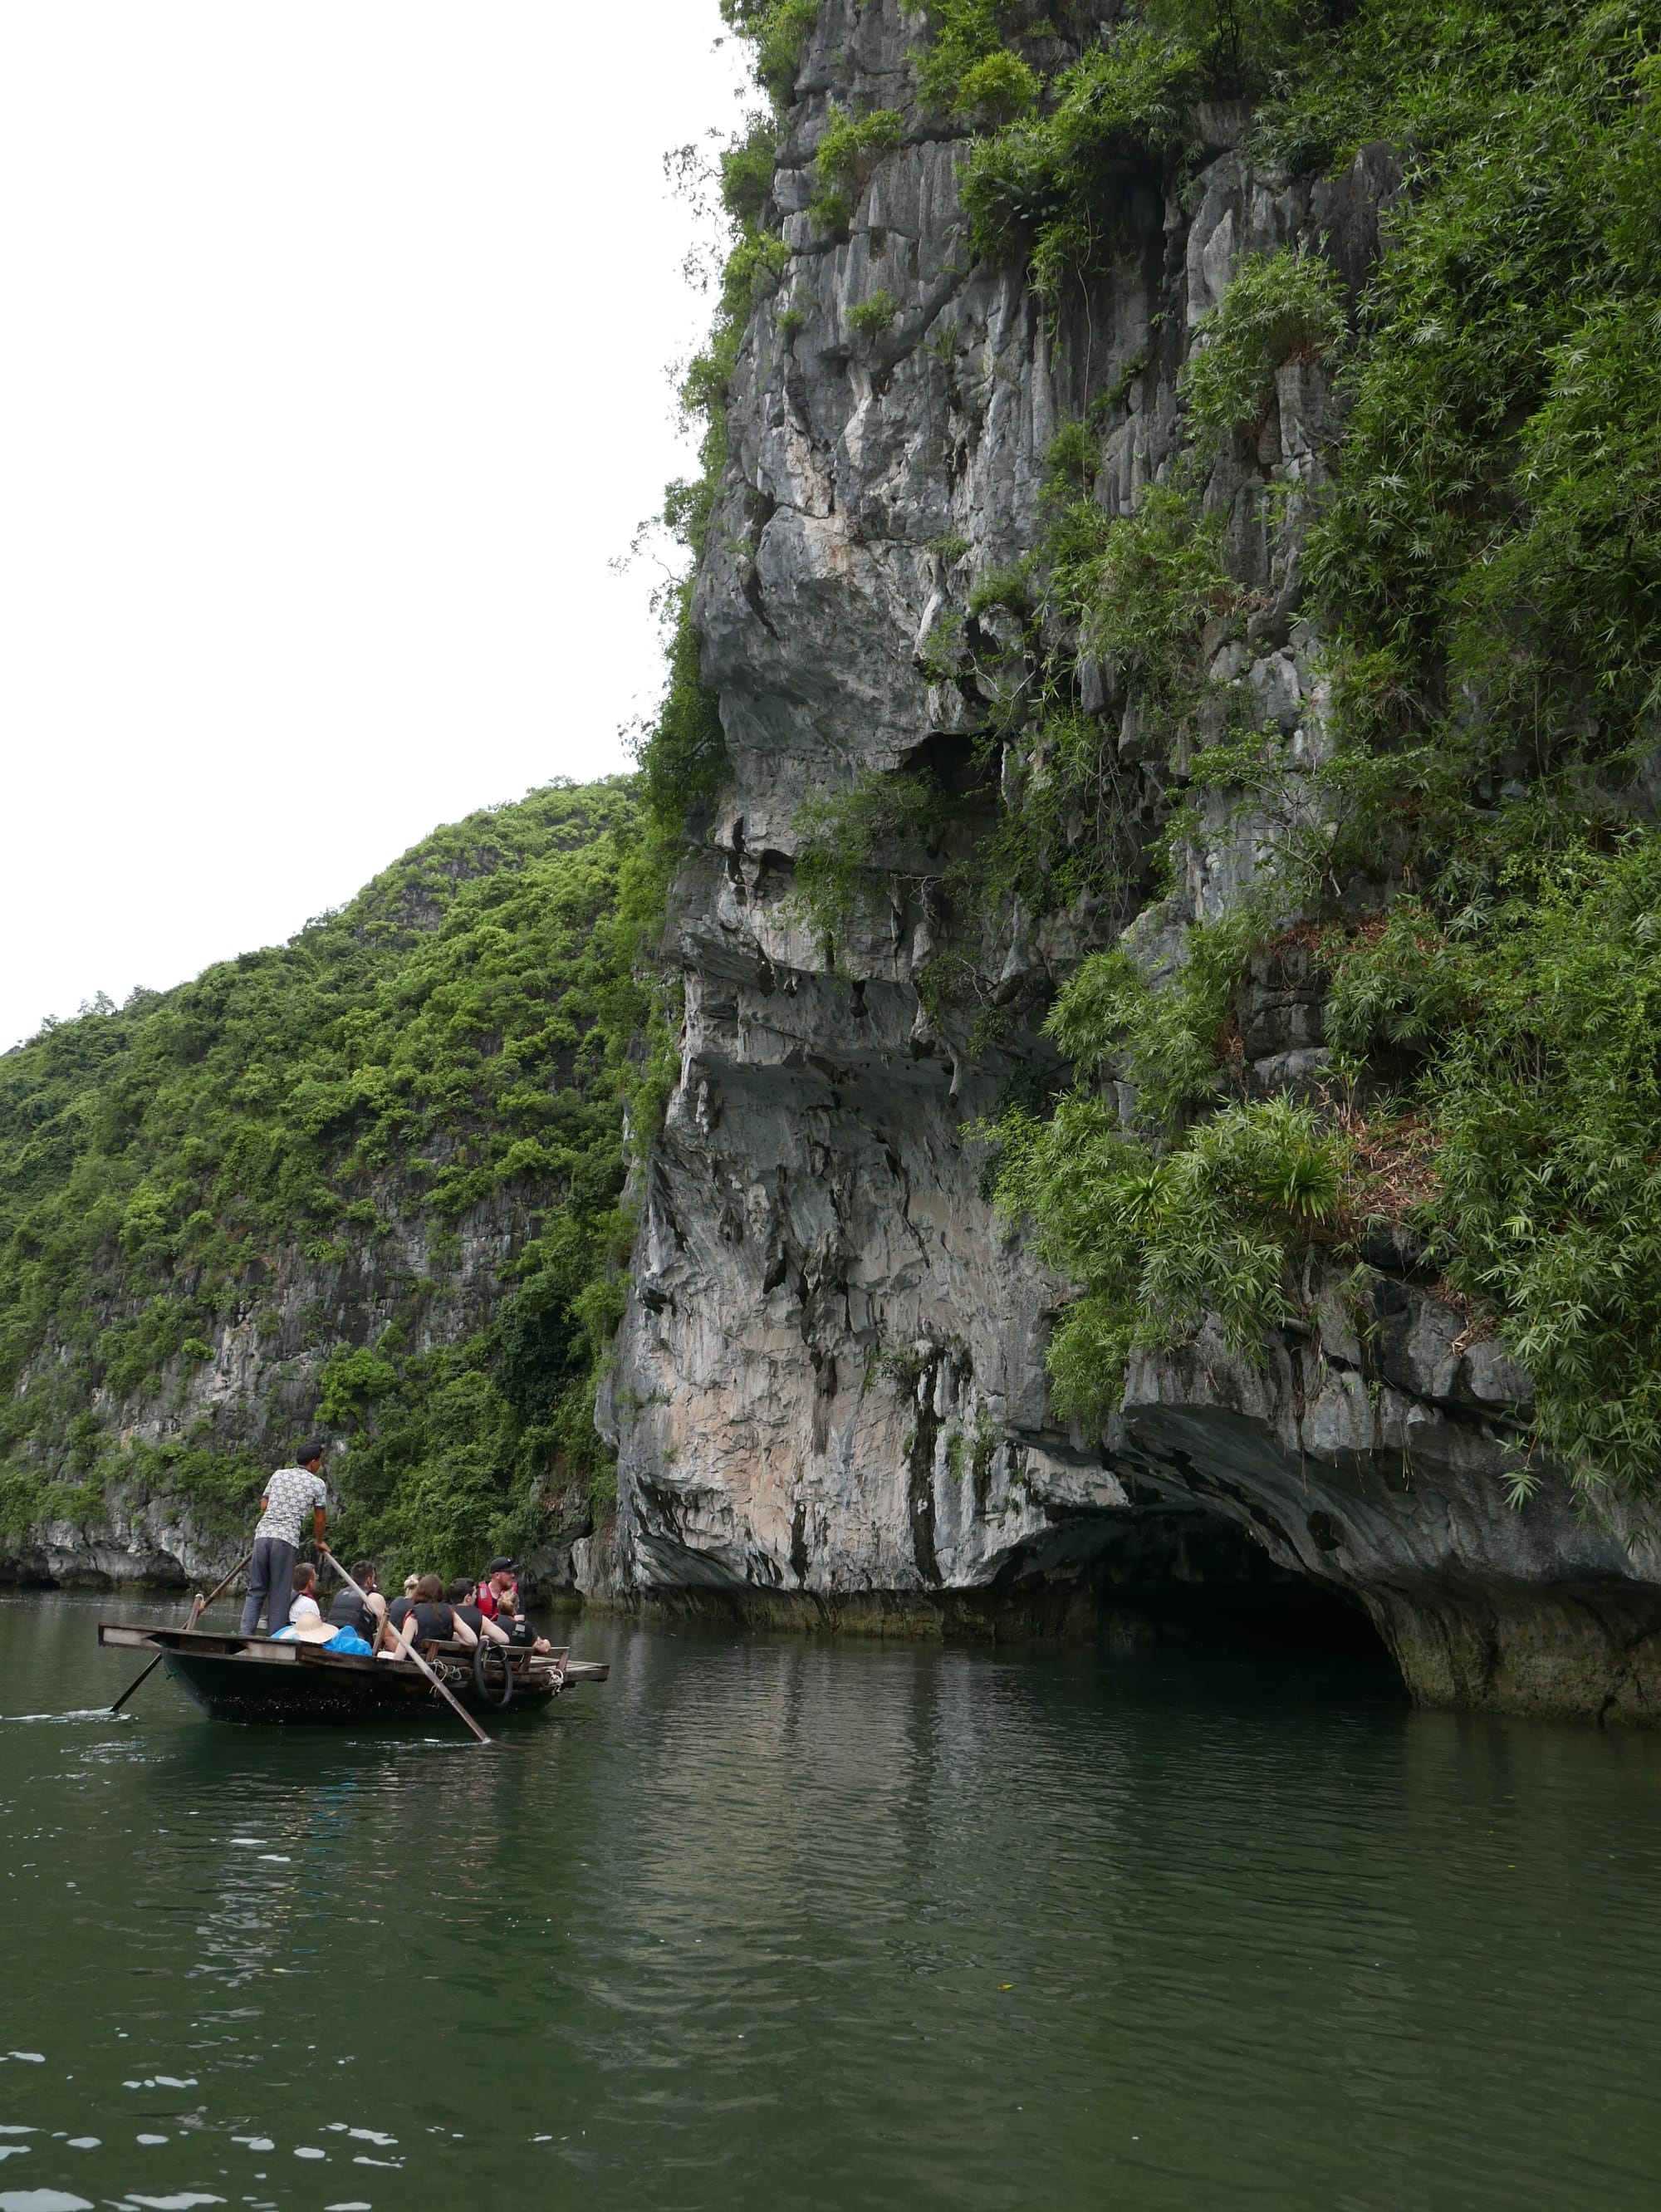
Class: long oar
110,1550,252,1714
318,1552,491,1748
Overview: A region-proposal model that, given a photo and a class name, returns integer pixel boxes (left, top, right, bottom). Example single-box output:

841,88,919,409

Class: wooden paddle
318,1551,491,1748
109,1550,252,1714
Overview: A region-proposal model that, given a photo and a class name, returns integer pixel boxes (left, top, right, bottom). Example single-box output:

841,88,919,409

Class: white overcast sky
0,2,750,1049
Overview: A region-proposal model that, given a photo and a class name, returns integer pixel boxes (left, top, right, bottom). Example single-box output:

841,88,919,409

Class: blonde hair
404,1573,419,1597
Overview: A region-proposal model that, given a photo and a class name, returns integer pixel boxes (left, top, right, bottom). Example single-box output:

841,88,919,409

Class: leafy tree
0,781,646,1570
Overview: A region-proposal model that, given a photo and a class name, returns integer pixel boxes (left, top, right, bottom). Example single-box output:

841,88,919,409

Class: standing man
239,1444,330,1636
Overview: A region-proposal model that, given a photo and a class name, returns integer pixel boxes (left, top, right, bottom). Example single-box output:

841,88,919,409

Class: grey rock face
1,1183,589,1597
591,0,1661,1719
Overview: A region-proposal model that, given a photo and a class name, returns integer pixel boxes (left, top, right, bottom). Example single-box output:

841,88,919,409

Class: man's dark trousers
239,1536,296,1635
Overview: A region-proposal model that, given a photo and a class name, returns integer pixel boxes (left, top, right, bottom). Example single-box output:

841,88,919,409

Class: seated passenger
378,1581,419,1657
448,1576,510,1646
470,1560,547,1650
473,1558,518,1621
328,1560,386,1641
273,1562,341,1643
287,1561,321,1627
401,1572,478,1652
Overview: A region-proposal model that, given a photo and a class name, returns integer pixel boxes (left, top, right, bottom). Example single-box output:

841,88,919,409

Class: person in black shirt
448,1576,511,1646
377,1584,413,1660
380,1577,441,1658
327,1560,386,1641
390,1573,478,1652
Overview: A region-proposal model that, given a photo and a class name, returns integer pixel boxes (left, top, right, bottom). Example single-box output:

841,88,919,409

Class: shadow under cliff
586,1499,1403,1680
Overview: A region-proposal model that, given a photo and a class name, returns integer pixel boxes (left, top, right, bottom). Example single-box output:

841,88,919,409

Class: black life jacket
328,1587,371,1636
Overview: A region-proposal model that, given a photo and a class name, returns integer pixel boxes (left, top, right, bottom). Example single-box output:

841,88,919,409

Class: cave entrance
987,1502,1403,1679
1134,1574,1397,1667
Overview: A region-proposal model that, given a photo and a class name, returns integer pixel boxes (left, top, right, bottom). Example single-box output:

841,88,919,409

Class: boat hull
161,1646,550,1725
100,1622,606,1728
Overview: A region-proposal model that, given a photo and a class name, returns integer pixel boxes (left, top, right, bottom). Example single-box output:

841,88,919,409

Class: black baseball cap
487,1557,517,1574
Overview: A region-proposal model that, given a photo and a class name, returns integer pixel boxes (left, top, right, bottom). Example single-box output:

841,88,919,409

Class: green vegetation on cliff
0,780,651,1571
777,0,1661,1503
1018,0,1661,1501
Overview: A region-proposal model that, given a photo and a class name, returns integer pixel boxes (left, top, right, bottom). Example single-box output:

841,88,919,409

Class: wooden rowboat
99,1621,608,1727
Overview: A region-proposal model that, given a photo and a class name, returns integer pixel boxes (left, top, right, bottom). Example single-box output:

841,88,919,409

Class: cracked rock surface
590,0,1661,1721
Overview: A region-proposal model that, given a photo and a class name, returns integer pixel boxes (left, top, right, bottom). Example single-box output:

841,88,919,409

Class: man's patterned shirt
255,1466,328,1546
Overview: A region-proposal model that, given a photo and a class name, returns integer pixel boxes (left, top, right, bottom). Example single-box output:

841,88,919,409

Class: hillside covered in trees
0,778,664,1579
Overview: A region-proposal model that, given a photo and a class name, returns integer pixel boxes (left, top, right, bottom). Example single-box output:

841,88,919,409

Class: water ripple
2,1598,1661,2209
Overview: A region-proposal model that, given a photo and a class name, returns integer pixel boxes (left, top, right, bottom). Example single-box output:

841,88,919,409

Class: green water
2,1595,1659,2210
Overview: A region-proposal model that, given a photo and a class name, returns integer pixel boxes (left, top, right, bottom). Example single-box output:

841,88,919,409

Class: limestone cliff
590,0,1661,1723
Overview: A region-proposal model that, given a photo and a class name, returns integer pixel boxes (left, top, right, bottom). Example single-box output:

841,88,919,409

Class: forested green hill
0,777,663,1576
